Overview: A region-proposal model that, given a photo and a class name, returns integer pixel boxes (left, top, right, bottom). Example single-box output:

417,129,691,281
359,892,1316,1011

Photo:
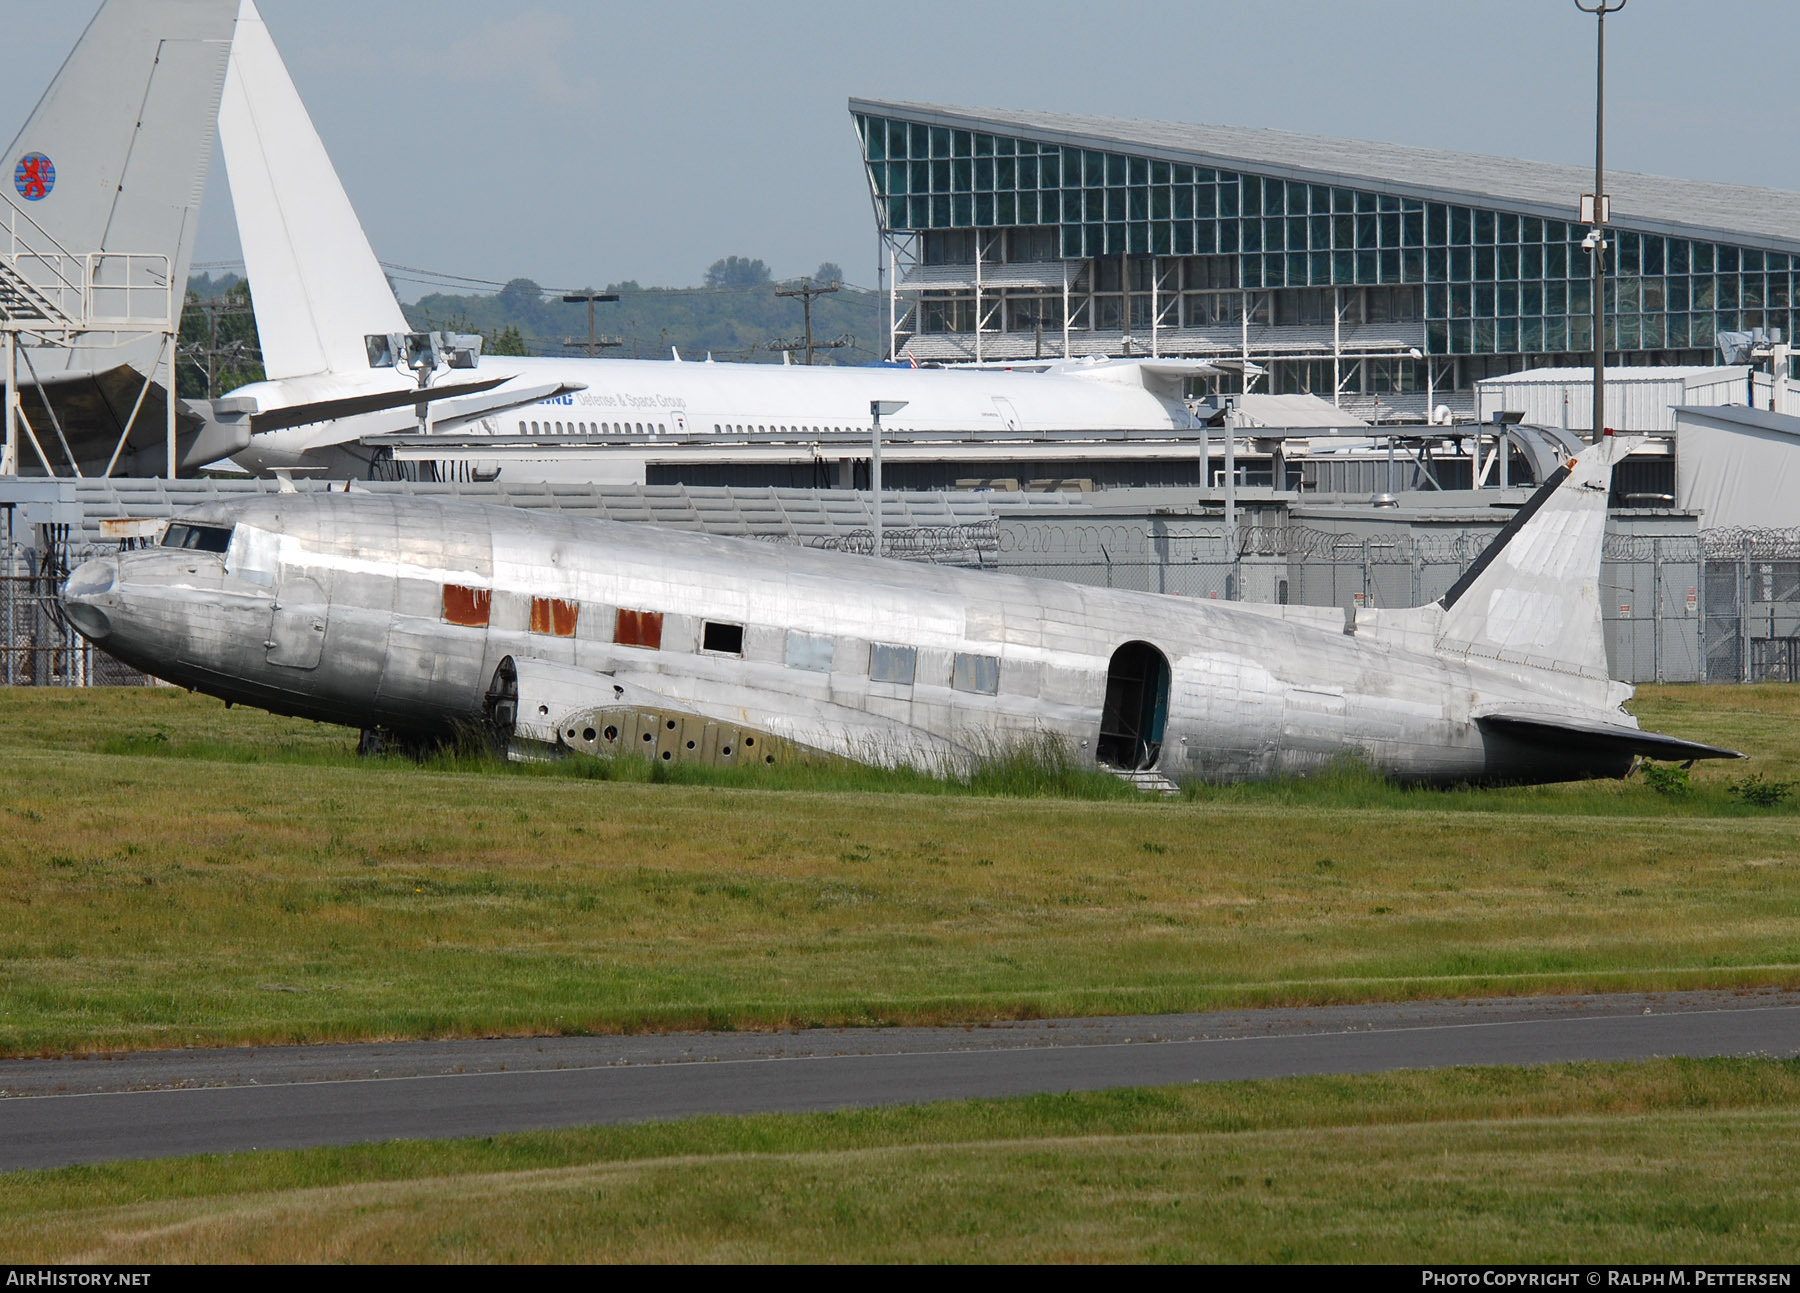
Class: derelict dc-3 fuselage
60,435,1737,785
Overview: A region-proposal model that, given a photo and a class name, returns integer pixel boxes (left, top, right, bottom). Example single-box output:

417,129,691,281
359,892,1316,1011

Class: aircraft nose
61,556,118,640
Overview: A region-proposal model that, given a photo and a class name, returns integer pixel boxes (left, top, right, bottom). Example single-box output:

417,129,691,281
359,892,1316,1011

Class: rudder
218,0,408,380
1434,434,1638,686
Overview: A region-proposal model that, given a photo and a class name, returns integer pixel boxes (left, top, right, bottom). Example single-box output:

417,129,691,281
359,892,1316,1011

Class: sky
6,1,1799,300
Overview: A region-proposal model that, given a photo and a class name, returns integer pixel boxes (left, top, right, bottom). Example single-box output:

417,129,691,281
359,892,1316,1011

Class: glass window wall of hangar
852,99,1800,421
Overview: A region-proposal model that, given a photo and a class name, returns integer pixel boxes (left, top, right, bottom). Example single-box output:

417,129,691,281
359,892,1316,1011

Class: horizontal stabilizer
1477,710,1743,762
248,377,510,434
1044,356,1258,404
9,363,217,476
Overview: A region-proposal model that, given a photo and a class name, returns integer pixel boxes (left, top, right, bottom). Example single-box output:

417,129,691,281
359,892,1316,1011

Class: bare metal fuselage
60,492,1648,784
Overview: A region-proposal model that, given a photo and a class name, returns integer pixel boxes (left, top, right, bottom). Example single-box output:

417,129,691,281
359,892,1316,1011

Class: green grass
5,1059,1799,1262
1,684,1797,1054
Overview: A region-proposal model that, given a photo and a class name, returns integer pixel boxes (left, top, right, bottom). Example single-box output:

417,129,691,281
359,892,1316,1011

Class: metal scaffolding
2,193,180,479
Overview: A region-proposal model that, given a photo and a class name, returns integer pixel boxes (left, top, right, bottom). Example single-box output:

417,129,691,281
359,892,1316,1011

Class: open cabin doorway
1098,640,1171,771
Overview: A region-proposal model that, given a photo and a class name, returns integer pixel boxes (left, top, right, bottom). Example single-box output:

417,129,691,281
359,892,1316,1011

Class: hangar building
852,99,1800,421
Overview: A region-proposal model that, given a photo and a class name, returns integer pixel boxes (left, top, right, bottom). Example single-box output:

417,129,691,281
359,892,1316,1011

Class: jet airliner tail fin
4,0,234,331
2,0,236,472
1432,435,1639,687
218,0,407,381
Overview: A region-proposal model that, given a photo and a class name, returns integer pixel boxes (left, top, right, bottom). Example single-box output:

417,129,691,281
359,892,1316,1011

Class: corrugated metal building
1475,365,1772,433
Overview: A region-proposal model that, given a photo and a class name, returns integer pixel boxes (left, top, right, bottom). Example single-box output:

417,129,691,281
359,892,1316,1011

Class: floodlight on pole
1576,0,1627,444
869,399,907,558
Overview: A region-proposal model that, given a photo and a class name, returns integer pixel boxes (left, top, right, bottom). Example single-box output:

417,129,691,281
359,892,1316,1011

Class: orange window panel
442,584,491,627
614,608,663,649
530,596,579,637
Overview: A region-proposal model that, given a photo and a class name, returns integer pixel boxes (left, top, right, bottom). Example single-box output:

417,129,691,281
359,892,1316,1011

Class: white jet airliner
208,1,1241,481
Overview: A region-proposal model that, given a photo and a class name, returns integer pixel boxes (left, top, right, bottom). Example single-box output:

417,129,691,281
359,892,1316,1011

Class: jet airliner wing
412,382,591,435
246,377,513,435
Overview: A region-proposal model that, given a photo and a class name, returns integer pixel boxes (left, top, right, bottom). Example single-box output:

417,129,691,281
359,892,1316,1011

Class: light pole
869,400,907,558
1576,0,1626,445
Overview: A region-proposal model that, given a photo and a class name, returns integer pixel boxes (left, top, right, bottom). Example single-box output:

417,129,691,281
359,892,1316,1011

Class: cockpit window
162,523,234,553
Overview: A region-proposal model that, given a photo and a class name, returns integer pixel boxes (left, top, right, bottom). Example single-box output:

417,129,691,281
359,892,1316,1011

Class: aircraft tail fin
218,0,407,381
1433,434,1638,685
3,0,236,386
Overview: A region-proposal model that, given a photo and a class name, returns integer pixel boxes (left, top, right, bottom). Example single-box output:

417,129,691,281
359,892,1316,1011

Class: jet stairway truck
60,432,1738,784
204,1,1246,482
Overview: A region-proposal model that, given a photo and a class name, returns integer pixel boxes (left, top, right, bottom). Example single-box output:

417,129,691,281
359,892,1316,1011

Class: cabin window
161,523,233,553
224,524,278,586
530,596,578,636
784,630,833,672
869,642,916,685
614,608,663,649
702,621,744,655
951,651,1000,695
443,584,491,627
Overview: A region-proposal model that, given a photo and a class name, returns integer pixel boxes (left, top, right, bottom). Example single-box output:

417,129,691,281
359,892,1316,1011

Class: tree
703,256,771,290
497,277,543,311
815,262,844,285
177,276,264,399
483,324,529,356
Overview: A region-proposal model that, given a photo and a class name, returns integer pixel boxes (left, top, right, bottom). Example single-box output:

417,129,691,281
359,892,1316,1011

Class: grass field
0,684,1796,1055
4,1059,1798,1262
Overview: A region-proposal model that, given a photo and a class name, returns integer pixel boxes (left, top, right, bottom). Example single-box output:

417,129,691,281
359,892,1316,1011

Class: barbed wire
816,523,998,564
1700,527,1800,560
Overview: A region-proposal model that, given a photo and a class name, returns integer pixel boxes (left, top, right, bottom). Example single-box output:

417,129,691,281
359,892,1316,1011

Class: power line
188,259,882,300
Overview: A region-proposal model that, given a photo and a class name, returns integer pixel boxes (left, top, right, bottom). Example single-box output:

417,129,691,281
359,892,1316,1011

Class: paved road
3,989,1796,1171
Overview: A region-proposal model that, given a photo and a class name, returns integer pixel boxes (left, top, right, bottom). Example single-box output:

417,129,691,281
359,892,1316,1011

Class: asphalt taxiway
3,989,1796,1171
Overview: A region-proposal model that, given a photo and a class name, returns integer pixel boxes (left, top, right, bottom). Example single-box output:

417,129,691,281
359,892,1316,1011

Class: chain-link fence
990,517,1756,684
1699,528,1800,683
1,532,152,686
994,520,1238,598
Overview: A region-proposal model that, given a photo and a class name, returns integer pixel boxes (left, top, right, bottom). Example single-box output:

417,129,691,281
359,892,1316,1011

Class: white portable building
1671,404,1800,530
1475,366,1773,434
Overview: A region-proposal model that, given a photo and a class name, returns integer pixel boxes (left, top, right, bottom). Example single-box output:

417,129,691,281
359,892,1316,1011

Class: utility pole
560,288,621,357
767,333,852,362
177,296,260,399
772,277,841,364
1576,0,1626,444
